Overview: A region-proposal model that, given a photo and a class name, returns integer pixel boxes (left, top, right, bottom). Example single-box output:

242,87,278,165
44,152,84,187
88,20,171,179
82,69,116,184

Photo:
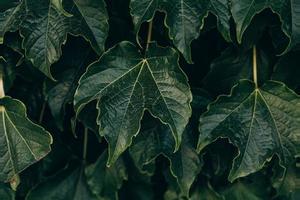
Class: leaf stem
83,128,89,162
39,101,46,123
0,60,5,98
145,20,153,51
252,45,258,89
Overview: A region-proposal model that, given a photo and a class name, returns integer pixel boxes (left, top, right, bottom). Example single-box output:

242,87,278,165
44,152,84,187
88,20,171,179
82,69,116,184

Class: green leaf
74,41,192,166
0,183,14,200
190,182,223,200
85,150,127,200
197,80,300,181
130,0,231,63
231,0,300,51
71,0,109,54
0,53,16,91
272,50,300,90
26,164,98,200
0,96,52,182
221,179,268,200
0,1,24,44
43,39,96,131
129,117,201,197
19,0,108,79
203,47,270,94
272,164,300,199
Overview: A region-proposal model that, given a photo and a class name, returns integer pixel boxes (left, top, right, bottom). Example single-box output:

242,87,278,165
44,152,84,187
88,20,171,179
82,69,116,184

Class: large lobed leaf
197,80,300,181
0,96,52,182
0,0,109,79
130,0,231,63
74,41,192,166
231,0,300,52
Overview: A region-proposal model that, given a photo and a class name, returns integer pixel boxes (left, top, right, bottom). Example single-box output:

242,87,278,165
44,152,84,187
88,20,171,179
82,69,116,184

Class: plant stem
0,62,5,98
83,128,89,162
39,101,46,123
252,46,258,89
145,20,153,51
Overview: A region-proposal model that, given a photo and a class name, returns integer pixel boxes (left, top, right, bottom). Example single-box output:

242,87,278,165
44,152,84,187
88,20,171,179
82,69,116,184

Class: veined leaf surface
198,80,300,181
74,41,192,166
0,96,52,182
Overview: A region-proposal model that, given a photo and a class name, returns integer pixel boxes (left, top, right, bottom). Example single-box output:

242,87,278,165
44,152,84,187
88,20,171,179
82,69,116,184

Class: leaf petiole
145,20,153,51
83,128,89,162
252,46,258,88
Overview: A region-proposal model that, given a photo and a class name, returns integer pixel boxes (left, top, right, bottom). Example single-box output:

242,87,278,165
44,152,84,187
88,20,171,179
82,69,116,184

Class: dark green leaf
129,118,201,197
26,164,98,200
198,80,300,181
272,50,300,90
19,0,108,79
272,164,300,199
0,96,52,182
85,150,127,200
43,39,96,130
222,179,268,200
74,41,192,166
130,0,231,62
0,1,24,44
203,47,270,94
231,0,300,52
0,183,14,200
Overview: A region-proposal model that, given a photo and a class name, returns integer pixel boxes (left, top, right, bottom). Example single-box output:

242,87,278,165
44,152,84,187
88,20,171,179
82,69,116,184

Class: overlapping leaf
221,178,269,200
0,96,52,182
0,183,14,200
85,150,127,200
198,80,300,181
272,164,300,199
74,41,192,166
26,164,97,200
0,0,108,79
43,38,96,130
0,1,25,44
129,118,201,197
129,90,210,197
130,0,231,63
231,0,300,51
272,50,300,90
20,0,108,79
203,47,270,94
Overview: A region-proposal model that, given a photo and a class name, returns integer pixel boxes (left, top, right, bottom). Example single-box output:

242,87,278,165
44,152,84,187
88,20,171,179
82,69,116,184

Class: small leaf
130,0,231,63
26,164,97,200
51,0,72,17
221,178,269,200
203,47,270,94
231,0,300,52
190,182,223,200
0,183,14,200
272,50,300,90
0,53,16,91
85,150,127,200
272,164,300,199
0,1,24,44
74,41,192,166
198,80,300,181
0,96,52,182
20,0,108,79
129,118,201,197
43,39,96,131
